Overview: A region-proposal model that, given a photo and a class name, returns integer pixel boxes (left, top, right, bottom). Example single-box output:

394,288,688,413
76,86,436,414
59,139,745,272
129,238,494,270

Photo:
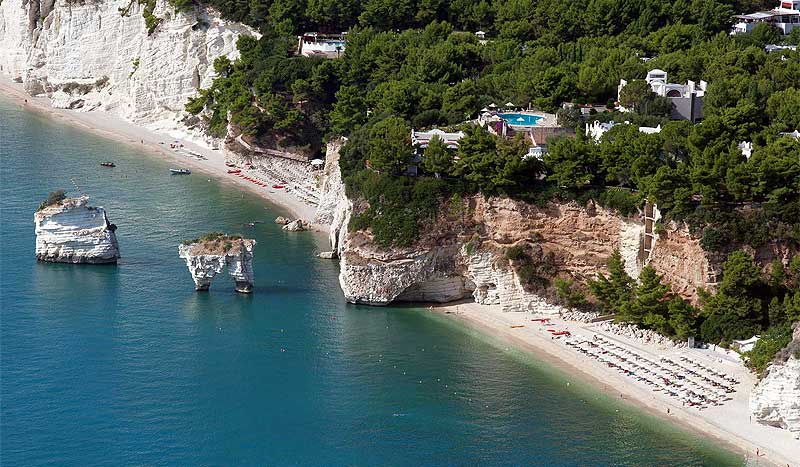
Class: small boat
100,162,116,167
170,168,191,175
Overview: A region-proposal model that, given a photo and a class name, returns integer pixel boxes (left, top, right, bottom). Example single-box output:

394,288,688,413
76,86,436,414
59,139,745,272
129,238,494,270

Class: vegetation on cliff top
189,0,797,250
37,190,67,212
182,232,246,253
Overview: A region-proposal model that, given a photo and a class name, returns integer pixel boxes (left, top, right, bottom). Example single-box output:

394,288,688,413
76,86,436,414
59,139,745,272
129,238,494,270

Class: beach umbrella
310,159,324,166
505,102,515,107
480,107,489,112
488,103,497,108
516,117,525,122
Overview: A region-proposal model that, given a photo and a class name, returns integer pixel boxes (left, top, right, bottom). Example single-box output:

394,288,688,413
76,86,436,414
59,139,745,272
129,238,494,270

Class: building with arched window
618,70,707,122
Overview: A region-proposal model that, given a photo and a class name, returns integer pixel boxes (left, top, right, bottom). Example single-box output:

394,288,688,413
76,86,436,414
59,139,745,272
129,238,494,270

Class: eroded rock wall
750,325,800,439
336,196,645,312
0,0,252,140
34,196,120,264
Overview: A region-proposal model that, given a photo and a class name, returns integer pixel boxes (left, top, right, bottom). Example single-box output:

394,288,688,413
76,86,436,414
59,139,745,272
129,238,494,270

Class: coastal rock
318,251,336,259
0,0,254,143
750,325,800,439
34,196,120,264
274,216,290,225
336,197,643,311
314,138,346,226
282,219,310,232
178,235,255,293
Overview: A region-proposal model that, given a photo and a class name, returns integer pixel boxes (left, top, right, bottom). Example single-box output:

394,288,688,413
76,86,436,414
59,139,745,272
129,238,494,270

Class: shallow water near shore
0,97,744,466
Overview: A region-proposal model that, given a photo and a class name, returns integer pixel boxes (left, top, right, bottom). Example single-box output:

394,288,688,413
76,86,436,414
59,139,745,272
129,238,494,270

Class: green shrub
37,190,67,211
505,245,527,261
744,325,793,376
700,227,730,252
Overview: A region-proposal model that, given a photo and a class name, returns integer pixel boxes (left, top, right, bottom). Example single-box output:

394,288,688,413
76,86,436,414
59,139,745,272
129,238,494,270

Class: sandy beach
429,301,800,466
0,75,327,236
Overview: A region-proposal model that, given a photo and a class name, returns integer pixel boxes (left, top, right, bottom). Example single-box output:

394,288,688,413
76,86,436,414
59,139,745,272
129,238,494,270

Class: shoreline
4,75,798,466
428,301,799,467
0,76,329,241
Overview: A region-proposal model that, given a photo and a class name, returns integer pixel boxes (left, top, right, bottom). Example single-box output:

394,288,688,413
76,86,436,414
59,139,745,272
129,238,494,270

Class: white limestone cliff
750,325,800,439
314,137,351,257
178,237,255,293
0,0,253,142
34,196,120,264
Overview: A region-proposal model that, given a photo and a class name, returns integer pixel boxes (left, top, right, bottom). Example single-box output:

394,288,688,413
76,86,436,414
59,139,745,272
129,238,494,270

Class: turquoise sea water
0,98,744,466
499,113,543,127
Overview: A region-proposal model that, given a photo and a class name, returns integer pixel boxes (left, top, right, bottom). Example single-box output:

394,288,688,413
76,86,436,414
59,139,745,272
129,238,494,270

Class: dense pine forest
181,0,800,365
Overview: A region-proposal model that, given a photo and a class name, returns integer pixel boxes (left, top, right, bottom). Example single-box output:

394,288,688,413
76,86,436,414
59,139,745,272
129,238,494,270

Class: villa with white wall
732,0,800,35
618,69,706,122
297,33,346,58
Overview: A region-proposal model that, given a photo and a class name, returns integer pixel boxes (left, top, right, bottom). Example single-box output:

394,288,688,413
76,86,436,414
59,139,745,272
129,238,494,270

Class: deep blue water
0,98,744,466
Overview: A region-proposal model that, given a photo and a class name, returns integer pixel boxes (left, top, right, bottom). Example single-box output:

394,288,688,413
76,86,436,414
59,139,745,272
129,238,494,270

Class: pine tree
420,135,452,178
618,265,670,330
667,297,698,340
588,250,634,314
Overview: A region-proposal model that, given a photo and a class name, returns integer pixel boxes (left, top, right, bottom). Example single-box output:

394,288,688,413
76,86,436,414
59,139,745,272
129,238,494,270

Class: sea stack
178,233,256,293
34,193,120,264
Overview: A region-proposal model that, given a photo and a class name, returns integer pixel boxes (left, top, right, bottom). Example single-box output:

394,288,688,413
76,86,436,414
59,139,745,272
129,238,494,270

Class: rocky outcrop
315,138,351,257
178,235,255,293
646,225,721,304
282,219,310,232
0,0,252,142
750,325,800,439
336,197,643,311
34,196,120,264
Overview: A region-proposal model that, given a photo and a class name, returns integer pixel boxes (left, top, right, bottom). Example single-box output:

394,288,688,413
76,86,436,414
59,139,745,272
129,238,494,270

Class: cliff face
34,196,120,264
0,0,251,139
335,195,644,311
750,325,800,439
178,237,255,293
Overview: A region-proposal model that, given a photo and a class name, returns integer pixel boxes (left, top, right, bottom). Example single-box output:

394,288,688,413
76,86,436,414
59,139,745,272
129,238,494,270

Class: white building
586,120,618,142
732,0,800,35
618,70,707,122
765,44,798,52
411,128,465,149
298,33,346,58
738,141,754,159
585,120,662,142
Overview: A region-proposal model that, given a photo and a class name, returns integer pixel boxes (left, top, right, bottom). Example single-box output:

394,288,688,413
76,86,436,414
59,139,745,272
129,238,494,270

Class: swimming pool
499,113,543,126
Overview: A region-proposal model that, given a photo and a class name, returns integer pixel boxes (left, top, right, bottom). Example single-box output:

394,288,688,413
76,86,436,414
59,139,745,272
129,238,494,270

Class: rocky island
178,233,255,293
34,191,120,264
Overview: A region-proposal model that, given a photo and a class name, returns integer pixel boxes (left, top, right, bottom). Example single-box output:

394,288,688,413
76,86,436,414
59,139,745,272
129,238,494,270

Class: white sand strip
430,301,800,467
